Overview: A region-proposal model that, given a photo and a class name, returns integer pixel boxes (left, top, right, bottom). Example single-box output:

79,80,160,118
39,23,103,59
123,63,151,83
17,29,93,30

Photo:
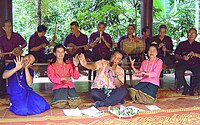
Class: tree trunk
37,0,42,25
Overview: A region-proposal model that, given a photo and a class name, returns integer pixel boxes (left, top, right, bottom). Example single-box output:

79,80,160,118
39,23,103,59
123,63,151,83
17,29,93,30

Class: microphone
109,61,114,67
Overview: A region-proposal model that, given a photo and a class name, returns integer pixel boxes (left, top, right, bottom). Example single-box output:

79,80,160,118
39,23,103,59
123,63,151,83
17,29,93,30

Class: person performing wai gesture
175,28,200,96
129,44,163,104
78,50,127,108
47,44,81,109
2,55,50,116
29,25,56,62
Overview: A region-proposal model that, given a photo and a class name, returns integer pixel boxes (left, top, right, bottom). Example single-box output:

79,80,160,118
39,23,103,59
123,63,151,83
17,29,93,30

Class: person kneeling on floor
3,54,50,116
129,44,163,104
47,44,81,109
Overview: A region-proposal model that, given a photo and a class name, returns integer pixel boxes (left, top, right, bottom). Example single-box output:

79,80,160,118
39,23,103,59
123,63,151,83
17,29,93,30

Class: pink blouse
134,57,163,86
47,60,80,90
92,59,124,89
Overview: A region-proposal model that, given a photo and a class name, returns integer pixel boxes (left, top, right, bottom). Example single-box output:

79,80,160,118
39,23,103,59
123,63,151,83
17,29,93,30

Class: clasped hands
158,43,167,52
182,51,197,61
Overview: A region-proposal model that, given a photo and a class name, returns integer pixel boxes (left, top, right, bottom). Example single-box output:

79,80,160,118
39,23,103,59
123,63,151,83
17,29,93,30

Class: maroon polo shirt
28,32,49,55
0,32,26,60
63,32,88,55
175,40,200,68
151,35,173,58
89,31,112,58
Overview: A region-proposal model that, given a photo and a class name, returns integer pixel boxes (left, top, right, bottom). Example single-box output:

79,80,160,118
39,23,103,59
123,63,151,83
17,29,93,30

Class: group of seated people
0,19,200,116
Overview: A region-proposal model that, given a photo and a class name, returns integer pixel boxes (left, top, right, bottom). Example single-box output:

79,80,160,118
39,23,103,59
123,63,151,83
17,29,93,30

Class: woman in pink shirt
129,44,163,104
47,44,81,108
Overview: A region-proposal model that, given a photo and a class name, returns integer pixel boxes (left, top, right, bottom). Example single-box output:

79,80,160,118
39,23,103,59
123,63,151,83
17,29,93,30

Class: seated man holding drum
117,24,145,62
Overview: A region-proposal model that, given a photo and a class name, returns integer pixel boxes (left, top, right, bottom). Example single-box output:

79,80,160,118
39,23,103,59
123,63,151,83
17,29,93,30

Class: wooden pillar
141,0,153,37
0,0,13,36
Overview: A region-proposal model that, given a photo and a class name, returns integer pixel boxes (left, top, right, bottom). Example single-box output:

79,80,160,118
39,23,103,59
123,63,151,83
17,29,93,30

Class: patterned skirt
129,82,158,104
51,88,81,109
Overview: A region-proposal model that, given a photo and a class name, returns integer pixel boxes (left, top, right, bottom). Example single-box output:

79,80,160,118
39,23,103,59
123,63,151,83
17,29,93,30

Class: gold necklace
16,70,25,89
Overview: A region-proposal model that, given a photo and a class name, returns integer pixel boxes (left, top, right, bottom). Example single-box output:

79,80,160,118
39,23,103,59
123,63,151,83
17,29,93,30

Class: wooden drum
120,38,145,55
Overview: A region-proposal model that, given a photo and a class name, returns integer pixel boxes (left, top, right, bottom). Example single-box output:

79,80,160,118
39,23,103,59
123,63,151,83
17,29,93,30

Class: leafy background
12,0,196,53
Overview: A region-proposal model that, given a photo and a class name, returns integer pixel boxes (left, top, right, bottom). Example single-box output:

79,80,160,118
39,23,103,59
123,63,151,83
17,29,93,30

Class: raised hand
78,53,87,67
129,56,135,68
14,56,24,71
24,60,32,69
73,54,79,67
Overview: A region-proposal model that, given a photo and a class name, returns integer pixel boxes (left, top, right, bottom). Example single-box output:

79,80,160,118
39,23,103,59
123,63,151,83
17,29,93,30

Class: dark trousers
175,63,200,93
158,55,175,77
158,55,175,66
32,52,54,63
0,59,6,97
90,87,127,106
52,88,79,103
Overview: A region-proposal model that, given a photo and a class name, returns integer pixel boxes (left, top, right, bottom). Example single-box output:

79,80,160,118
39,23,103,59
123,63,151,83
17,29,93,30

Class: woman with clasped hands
47,44,81,109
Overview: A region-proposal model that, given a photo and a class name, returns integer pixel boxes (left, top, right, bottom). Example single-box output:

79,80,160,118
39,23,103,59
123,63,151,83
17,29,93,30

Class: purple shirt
0,32,26,60
151,35,173,57
63,32,88,55
144,37,151,54
28,32,49,54
175,40,200,68
89,31,112,58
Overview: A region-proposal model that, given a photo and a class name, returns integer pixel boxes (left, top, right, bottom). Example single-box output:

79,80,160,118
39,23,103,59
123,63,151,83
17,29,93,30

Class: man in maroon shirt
0,20,27,98
89,22,113,61
175,28,200,96
141,26,151,55
63,21,92,60
117,24,136,49
28,25,56,62
151,25,174,66
0,20,27,60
